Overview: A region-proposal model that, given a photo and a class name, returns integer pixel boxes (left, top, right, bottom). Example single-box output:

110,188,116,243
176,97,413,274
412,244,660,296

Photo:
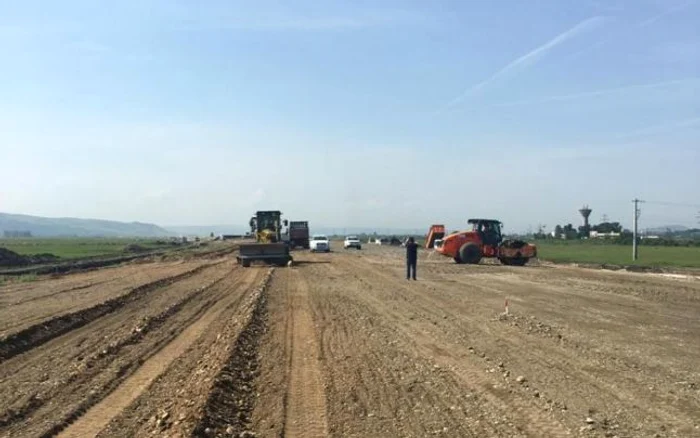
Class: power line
644,200,700,208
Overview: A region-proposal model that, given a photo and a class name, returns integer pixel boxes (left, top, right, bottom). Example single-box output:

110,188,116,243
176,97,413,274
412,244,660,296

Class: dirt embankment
0,247,59,267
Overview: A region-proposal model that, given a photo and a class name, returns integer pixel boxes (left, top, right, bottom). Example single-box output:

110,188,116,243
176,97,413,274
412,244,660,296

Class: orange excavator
427,219,537,266
425,224,445,249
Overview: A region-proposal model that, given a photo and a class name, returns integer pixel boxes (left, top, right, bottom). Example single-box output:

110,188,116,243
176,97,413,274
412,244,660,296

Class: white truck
309,235,330,252
343,236,362,250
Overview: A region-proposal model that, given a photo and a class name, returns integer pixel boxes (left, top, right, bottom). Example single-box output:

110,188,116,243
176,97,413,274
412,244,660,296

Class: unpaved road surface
1,245,698,437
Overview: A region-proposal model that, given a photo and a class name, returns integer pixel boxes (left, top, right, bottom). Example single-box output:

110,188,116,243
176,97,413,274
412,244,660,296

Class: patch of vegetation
0,238,174,260
19,273,38,283
0,273,38,285
533,240,700,268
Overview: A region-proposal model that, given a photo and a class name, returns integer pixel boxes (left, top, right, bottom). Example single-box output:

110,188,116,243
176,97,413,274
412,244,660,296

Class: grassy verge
533,241,700,268
0,238,173,260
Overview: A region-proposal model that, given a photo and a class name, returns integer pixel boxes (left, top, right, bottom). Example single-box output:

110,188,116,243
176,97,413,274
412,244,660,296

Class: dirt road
1,245,698,437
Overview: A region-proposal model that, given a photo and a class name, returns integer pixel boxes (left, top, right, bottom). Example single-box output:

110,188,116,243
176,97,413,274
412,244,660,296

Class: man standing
405,236,418,280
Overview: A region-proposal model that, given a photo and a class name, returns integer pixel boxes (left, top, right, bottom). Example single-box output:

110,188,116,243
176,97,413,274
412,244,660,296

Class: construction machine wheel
457,243,482,264
241,259,251,268
500,256,528,266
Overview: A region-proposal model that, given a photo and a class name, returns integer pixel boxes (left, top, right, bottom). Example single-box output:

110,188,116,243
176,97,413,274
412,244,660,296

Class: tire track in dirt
56,266,262,438
191,268,274,437
0,278,213,430
0,262,205,338
3,278,113,307
338,254,571,437
419,261,700,436
282,267,329,438
0,262,237,437
347,247,700,436
301,261,494,437
0,262,219,363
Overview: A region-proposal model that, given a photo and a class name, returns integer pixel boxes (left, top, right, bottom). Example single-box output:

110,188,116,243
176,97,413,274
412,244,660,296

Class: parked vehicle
309,235,331,252
343,236,362,249
288,221,310,249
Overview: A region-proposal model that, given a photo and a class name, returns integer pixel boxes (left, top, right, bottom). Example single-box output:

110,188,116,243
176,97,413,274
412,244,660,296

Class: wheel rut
55,267,261,438
281,268,329,438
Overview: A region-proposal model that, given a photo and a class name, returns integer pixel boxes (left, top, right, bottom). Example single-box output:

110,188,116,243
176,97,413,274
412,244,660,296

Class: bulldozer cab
250,211,286,243
468,219,503,246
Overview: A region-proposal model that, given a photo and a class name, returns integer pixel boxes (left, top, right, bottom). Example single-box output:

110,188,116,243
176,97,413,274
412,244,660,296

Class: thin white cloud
566,3,693,62
490,77,700,107
443,16,607,110
638,1,694,28
616,116,700,139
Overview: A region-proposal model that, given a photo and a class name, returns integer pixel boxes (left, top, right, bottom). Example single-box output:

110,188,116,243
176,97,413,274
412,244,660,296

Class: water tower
579,205,592,227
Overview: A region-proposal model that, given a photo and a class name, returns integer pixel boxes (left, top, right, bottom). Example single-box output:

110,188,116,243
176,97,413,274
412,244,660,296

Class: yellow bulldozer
237,210,293,267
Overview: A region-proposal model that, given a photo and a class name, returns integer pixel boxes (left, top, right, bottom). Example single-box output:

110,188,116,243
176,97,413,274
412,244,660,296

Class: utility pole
632,199,644,261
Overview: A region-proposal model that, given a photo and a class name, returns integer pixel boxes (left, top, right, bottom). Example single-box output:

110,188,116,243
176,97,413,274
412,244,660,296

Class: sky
1,0,699,233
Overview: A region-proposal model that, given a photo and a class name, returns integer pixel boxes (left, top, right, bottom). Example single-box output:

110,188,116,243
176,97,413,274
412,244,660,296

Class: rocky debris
193,270,272,437
494,314,565,342
516,376,527,384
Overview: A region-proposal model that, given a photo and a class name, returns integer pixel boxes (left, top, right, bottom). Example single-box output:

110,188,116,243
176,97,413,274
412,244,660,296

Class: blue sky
1,0,698,232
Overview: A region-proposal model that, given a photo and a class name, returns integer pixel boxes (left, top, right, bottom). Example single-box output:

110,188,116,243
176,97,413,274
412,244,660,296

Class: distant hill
166,225,248,237
166,225,427,237
0,212,172,237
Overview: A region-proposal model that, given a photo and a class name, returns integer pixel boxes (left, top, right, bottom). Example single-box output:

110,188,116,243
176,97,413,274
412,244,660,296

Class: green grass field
0,238,172,259
534,241,700,268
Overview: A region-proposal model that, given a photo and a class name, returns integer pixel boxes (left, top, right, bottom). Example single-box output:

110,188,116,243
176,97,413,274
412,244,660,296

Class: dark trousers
406,259,417,279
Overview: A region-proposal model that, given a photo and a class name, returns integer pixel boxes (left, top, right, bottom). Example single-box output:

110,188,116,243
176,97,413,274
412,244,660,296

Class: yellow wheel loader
237,211,293,267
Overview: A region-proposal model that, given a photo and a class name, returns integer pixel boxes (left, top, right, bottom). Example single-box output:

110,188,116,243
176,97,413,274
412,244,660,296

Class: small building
589,231,621,239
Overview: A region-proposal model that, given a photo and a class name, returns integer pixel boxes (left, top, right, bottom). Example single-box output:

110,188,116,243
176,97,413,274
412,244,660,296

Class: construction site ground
0,242,698,438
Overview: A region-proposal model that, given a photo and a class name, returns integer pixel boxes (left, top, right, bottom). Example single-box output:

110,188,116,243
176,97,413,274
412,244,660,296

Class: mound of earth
0,247,28,266
0,248,61,267
124,244,148,253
